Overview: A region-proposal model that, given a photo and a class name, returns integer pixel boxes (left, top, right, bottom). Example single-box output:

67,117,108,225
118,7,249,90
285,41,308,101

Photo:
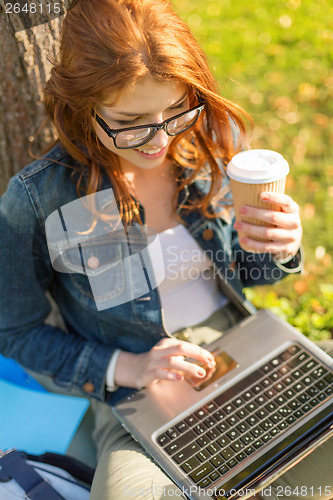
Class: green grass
175,0,333,341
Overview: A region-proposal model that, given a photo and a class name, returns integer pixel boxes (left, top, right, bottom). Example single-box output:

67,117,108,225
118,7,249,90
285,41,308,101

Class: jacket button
202,228,214,241
83,382,95,393
87,256,99,269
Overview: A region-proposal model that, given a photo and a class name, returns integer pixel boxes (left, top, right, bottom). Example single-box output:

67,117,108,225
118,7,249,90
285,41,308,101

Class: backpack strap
26,451,95,486
0,450,65,500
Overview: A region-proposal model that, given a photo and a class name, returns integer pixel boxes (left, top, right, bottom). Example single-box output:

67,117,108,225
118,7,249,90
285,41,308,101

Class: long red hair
40,0,251,225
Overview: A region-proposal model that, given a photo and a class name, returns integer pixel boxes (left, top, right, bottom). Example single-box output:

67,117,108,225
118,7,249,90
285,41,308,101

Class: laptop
113,291,333,499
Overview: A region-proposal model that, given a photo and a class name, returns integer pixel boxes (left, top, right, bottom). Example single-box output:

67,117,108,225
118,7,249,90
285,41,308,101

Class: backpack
0,449,94,499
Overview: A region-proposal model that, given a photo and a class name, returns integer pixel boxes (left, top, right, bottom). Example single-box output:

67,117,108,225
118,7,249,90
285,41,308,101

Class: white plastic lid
226,149,289,184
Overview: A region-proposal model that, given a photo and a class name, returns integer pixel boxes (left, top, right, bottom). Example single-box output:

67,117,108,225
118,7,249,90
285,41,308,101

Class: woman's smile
134,145,168,159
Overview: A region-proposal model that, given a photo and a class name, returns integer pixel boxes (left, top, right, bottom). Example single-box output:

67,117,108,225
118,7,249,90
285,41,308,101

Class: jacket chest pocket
46,197,163,312
65,237,128,308
59,233,163,311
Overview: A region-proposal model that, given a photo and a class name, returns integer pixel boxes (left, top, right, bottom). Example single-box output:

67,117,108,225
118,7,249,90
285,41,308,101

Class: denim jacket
0,143,302,405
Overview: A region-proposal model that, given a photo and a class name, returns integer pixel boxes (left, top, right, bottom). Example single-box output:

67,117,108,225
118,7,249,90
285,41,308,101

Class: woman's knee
90,445,186,500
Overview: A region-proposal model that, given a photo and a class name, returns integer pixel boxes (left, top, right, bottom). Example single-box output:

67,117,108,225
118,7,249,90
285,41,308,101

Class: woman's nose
148,128,169,149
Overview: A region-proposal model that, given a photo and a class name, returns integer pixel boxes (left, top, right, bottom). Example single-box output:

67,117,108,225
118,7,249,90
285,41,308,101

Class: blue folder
0,354,46,392
0,355,89,454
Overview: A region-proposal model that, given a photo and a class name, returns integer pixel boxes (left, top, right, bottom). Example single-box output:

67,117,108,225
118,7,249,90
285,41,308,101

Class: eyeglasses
91,103,205,149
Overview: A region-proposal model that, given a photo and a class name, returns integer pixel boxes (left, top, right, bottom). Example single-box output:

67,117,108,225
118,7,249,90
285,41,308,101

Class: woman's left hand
233,192,303,261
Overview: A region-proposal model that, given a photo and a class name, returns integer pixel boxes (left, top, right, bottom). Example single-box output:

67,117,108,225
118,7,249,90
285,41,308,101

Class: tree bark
0,1,74,328
0,1,73,195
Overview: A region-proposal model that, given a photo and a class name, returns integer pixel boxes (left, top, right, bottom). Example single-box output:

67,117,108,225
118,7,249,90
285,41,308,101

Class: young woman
0,1,331,499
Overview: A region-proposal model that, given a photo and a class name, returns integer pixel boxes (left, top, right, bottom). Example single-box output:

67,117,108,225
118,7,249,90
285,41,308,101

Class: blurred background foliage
175,0,333,341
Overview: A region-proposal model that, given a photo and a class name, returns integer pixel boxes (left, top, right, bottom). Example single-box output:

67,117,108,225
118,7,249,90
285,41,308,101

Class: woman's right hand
114,337,216,389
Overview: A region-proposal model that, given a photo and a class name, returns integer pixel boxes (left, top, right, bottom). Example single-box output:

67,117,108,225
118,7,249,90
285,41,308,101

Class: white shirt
149,224,227,333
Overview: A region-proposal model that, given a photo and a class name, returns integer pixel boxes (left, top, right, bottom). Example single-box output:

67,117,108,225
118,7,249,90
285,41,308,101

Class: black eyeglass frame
91,103,205,149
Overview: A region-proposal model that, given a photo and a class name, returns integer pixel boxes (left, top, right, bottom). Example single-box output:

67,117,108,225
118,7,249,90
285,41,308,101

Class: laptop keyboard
156,344,333,489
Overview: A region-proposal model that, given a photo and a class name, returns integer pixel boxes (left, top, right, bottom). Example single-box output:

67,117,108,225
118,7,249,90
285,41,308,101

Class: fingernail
239,207,247,214
261,192,269,200
240,238,248,244
197,368,206,377
175,373,183,381
234,221,242,229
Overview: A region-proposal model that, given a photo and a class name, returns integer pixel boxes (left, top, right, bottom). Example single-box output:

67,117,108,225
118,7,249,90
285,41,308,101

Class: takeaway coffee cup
226,149,289,241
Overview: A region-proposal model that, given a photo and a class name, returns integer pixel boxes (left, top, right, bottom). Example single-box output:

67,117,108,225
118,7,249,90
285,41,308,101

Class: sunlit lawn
175,0,333,340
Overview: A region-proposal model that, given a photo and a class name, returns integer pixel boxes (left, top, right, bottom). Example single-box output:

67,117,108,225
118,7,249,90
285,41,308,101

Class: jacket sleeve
230,220,303,288
0,175,114,402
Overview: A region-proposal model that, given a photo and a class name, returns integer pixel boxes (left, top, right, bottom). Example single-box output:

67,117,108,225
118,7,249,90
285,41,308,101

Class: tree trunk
0,1,74,328
0,0,73,195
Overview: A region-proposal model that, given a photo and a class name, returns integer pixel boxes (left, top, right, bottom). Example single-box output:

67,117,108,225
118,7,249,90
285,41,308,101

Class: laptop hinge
215,266,256,317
